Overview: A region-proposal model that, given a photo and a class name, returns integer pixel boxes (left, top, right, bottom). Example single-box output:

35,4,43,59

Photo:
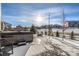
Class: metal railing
0,38,13,56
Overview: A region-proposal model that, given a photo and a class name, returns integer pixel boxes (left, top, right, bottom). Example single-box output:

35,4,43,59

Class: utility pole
48,8,51,40
0,20,1,55
62,8,65,41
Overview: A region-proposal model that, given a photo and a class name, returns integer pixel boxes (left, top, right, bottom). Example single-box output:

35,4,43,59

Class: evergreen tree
56,31,59,37
45,31,47,35
41,31,43,35
51,32,53,36
30,25,36,34
70,31,74,40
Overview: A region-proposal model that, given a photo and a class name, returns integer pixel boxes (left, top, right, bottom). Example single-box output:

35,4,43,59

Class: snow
38,36,79,56
25,38,47,56
26,36,79,56
10,43,31,56
9,34,79,56
56,37,79,49
49,37,79,55
37,28,79,34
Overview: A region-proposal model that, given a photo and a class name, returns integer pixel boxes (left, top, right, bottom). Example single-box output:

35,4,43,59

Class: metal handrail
0,38,13,56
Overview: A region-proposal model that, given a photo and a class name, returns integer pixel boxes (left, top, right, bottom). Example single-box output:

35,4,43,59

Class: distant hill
36,24,63,29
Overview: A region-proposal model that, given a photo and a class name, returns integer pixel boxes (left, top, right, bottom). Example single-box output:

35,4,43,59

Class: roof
0,31,33,35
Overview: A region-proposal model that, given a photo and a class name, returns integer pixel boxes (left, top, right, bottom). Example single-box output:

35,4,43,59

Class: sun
34,14,45,26
35,14,43,23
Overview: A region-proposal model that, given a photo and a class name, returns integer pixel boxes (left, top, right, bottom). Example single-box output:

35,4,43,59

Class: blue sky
1,3,79,27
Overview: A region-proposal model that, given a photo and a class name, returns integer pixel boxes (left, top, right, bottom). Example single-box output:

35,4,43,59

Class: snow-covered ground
37,28,79,34
37,28,79,41
10,43,31,56
8,34,79,56
25,35,79,56
41,36,79,56
25,37,47,56
55,37,79,49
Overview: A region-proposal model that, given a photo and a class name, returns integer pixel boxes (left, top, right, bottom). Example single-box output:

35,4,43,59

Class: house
1,21,12,31
11,25,30,31
65,21,79,28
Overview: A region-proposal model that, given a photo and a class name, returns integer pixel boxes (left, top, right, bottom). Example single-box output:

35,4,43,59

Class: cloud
0,4,1,30
34,7,79,16
64,7,79,14
2,15,34,23
0,3,1,20
65,16,79,21
2,4,79,26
